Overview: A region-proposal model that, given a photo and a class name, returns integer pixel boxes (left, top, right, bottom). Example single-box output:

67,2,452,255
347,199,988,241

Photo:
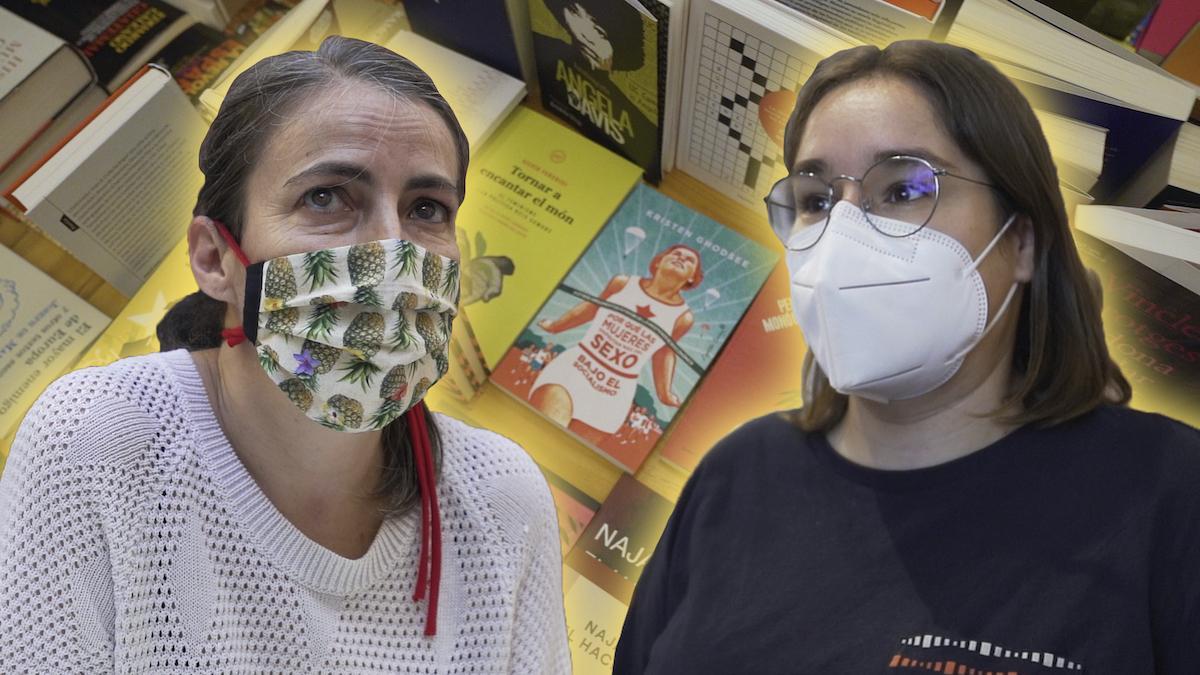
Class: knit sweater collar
159,348,419,596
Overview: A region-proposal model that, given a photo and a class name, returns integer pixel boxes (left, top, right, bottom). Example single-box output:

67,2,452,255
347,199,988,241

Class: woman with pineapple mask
0,36,570,673
615,40,1200,674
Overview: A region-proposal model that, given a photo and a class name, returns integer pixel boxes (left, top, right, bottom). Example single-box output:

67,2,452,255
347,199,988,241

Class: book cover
562,566,630,675
659,262,805,472
5,65,207,297
1,0,188,91
150,20,247,103
402,0,524,80
529,0,662,180
452,107,642,370
565,474,673,603
71,236,195,371
771,0,963,45
491,182,777,472
675,0,857,210
0,245,109,441
0,7,96,170
545,468,600,554
382,29,526,150
1006,65,1184,201
1072,227,1200,428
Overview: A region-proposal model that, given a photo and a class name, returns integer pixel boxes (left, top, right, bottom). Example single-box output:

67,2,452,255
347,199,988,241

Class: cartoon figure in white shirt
530,244,702,445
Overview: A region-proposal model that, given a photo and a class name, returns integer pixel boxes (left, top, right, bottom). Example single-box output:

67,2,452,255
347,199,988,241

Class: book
1162,23,1200,87
151,20,249,103
996,60,1185,200
452,107,642,370
491,182,778,472
0,84,108,196
71,237,196,371
944,0,1195,123
648,0,689,175
529,0,663,180
562,566,631,675
402,0,525,81
4,64,208,297
443,305,489,403
565,474,674,603
198,0,337,119
674,0,858,210
1115,122,1199,210
2,0,196,92
658,262,804,472
381,29,527,149
770,0,964,45
1033,108,1107,195
0,7,95,173
164,0,254,29
545,468,601,554
0,245,110,440
1137,0,1200,61
1072,205,1200,428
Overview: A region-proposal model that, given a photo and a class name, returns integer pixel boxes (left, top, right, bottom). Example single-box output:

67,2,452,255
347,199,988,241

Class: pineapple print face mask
213,221,459,432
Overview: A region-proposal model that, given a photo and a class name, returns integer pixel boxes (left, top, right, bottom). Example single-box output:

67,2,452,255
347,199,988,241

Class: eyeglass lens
767,156,940,248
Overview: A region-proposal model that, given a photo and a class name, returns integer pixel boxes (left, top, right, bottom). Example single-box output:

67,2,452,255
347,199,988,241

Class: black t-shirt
613,405,1200,674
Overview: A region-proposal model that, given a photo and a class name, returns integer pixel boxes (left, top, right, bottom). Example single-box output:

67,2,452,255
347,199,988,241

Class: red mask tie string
212,218,252,346
220,327,246,347
407,402,441,636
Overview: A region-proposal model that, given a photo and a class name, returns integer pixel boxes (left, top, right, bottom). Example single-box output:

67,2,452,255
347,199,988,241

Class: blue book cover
492,183,777,471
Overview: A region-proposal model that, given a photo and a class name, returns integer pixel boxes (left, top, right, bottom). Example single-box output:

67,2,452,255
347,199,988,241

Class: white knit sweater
0,349,571,674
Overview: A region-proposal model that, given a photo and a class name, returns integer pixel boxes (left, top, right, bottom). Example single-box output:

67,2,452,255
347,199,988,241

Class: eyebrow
791,147,961,176
283,161,459,195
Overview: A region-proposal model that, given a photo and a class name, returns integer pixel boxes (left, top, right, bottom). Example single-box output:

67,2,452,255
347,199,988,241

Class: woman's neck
826,346,1022,471
191,345,387,556
640,276,684,304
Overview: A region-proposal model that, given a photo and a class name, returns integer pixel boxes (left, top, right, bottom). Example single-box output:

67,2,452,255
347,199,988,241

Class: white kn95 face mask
785,200,1019,402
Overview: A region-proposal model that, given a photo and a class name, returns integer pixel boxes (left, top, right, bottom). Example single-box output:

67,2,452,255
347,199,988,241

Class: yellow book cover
456,107,642,369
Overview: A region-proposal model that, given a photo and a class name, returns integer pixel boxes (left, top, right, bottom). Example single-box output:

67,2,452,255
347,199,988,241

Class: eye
883,180,935,204
798,193,831,215
409,198,450,225
302,187,349,212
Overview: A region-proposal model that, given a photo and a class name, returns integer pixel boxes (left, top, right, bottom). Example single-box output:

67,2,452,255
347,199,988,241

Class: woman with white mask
615,40,1200,674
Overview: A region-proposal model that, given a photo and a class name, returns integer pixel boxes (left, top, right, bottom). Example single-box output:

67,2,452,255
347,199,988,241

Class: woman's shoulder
1068,403,1200,477
432,412,555,521
696,410,815,476
12,350,195,469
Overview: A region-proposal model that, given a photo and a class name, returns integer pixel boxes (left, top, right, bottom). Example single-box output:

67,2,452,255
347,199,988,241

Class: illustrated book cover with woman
491,182,776,471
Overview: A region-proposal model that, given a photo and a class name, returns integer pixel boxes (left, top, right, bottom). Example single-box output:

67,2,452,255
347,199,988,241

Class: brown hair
157,35,471,515
781,40,1130,432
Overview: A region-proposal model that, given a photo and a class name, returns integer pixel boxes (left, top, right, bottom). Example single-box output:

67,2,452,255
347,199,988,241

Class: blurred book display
1072,205,1200,428
0,245,109,440
0,7,95,178
4,64,206,297
0,0,1197,658
0,0,194,92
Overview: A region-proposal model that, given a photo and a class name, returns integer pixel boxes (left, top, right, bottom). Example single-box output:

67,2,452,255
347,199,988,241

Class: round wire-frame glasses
763,154,1000,250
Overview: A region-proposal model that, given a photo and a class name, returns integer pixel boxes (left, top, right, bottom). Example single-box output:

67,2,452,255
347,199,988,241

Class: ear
1011,214,1035,284
188,215,241,305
